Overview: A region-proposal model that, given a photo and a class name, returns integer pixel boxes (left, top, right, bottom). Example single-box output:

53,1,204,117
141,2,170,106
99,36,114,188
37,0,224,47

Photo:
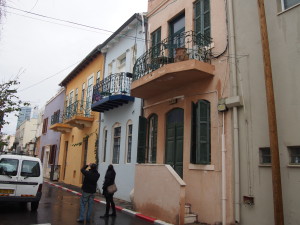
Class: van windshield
0,158,19,176
21,160,40,177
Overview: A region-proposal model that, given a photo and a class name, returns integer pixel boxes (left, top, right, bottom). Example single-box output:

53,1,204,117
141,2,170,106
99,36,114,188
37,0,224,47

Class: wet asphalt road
0,182,153,225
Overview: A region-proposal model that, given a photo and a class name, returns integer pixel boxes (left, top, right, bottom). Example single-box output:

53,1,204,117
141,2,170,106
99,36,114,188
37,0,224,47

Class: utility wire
1,4,149,42
18,61,80,92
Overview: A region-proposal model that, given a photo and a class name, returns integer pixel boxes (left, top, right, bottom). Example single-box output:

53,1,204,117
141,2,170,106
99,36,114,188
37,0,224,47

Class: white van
0,154,43,211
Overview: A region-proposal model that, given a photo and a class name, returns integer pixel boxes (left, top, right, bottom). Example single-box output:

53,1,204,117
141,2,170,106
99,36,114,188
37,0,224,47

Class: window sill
278,3,300,15
287,164,300,168
189,164,215,171
259,164,271,167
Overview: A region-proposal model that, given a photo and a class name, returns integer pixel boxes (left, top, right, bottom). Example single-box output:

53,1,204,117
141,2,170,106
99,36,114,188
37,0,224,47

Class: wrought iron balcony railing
64,100,92,120
133,30,212,81
92,72,132,104
50,112,63,125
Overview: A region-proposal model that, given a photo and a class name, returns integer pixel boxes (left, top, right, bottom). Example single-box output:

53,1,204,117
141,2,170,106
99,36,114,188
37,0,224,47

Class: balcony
64,101,94,129
49,112,72,133
131,31,215,99
91,72,134,113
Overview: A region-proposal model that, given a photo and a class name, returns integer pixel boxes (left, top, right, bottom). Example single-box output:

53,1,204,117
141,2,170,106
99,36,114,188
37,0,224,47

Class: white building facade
91,13,146,201
227,1,300,225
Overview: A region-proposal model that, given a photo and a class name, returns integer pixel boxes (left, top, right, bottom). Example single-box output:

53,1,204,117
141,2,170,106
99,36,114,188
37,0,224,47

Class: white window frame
125,120,133,163
111,123,121,164
102,127,108,163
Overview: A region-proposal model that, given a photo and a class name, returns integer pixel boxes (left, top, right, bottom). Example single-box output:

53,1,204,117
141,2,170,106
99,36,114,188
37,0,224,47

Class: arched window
191,100,211,164
102,127,108,162
125,120,133,163
147,114,158,163
112,123,121,164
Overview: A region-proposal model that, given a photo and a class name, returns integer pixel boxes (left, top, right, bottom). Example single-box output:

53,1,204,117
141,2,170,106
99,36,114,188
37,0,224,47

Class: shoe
100,214,109,218
76,219,84,223
109,213,116,217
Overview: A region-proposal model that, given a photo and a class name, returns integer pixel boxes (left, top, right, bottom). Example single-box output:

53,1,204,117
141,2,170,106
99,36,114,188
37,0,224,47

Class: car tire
31,201,39,211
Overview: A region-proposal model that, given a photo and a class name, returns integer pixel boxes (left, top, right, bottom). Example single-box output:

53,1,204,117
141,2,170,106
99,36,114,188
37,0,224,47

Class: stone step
185,204,191,214
184,213,198,224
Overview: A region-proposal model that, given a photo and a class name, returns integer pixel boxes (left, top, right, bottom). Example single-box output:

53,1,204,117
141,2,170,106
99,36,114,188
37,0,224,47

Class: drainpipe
227,0,241,223
222,112,227,225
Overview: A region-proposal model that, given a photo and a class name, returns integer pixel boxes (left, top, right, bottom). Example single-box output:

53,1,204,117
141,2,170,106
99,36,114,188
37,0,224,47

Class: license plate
0,189,14,194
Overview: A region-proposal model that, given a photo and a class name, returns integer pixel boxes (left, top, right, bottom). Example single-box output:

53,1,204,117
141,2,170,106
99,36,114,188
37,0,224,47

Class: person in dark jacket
100,164,116,218
77,163,100,223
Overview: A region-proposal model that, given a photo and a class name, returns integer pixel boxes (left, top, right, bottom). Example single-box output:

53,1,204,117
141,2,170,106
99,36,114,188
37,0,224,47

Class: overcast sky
0,0,147,135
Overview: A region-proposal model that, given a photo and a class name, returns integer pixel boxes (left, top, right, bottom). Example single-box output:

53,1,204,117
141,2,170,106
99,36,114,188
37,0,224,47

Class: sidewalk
44,178,133,210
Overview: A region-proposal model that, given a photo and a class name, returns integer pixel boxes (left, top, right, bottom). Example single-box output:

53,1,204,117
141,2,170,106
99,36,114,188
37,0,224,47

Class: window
259,147,271,164
108,63,113,75
126,123,133,163
169,14,185,57
112,126,121,164
194,0,211,39
0,158,18,176
21,160,40,177
117,53,126,72
75,88,78,102
288,146,300,164
147,114,158,163
282,0,300,10
103,129,108,162
151,28,161,58
86,75,94,116
81,83,85,110
42,118,48,134
96,71,101,83
191,100,211,164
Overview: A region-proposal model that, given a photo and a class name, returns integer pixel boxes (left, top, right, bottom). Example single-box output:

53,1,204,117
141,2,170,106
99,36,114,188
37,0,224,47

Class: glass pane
290,147,300,164
204,0,210,11
173,16,185,34
0,158,18,176
284,0,300,9
260,148,271,164
21,160,40,177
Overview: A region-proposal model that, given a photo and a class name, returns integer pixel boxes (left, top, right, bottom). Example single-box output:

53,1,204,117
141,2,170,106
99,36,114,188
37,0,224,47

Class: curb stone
44,181,173,225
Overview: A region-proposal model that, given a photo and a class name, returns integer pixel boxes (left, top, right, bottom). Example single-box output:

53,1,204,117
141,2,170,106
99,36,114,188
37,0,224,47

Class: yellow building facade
51,45,104,187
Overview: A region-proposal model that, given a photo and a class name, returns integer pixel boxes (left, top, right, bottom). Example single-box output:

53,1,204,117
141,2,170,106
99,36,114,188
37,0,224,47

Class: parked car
0,154,43,211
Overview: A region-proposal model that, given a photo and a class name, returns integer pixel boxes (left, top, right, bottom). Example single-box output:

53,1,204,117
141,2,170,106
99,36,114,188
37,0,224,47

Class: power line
4,10,111,35
1,4,149,42
18,61,80,92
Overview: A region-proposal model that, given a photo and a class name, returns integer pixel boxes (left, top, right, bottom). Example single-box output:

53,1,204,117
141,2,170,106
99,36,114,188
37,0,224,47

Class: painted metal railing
92,72,132,104
133,30,212,81
50,111,63,125
64,100,92,120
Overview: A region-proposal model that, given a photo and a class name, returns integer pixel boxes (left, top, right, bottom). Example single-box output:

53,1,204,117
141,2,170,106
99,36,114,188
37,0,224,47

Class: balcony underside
49,123,72,133
64,116,94,129
131,59,215,99
91,94,135,113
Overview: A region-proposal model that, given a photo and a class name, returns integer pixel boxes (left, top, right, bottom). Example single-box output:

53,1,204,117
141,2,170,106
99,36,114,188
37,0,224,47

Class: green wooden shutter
191,100,211,164
197,100,210,164
194,0,210,40
137,116,147,163
150,114,158,163
191,102,197,163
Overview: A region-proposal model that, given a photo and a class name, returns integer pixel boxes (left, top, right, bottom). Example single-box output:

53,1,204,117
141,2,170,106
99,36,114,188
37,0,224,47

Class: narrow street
0,182,154,225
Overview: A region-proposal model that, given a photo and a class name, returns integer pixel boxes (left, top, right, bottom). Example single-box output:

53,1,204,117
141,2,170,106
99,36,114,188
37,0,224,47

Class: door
86,76,94,116
0,157,19,197
165,108,184,178
62,141,68,181
81,137,88,183
16,159,42,197
169,14,185,57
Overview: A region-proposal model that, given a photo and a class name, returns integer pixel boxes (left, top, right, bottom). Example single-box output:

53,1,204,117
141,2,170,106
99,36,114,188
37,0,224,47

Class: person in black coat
77,163,100,223
100,164,116,217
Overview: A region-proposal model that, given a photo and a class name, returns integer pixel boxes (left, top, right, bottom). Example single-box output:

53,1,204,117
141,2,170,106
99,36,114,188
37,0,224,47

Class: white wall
231,1,300,225
98,15,145,201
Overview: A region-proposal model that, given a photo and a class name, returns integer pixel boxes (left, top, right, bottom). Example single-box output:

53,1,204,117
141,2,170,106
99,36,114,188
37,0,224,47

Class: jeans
79,192,95,221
